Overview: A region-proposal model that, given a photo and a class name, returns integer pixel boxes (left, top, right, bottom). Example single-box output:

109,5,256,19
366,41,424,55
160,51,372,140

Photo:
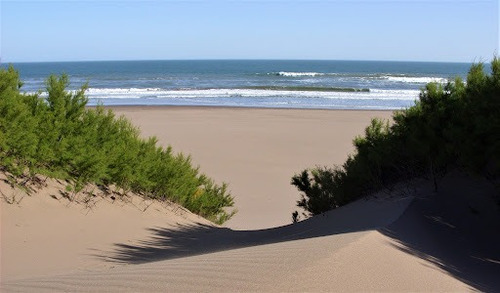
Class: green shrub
0,67,38,176
292,58,500,216
0,66,235,223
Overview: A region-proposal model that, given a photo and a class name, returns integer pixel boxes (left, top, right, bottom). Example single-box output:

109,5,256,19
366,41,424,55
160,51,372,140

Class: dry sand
111,106,394,230
0,174,213,281
2,107,498,291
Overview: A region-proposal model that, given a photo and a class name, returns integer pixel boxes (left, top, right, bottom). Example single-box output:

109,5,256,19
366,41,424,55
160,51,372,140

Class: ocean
7,60,472,110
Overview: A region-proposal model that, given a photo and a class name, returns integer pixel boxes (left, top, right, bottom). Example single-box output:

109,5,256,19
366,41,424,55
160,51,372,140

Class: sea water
7,60,472,110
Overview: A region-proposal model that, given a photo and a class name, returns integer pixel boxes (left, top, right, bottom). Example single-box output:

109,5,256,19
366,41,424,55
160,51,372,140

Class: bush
292,58,500,217
0,66,235,224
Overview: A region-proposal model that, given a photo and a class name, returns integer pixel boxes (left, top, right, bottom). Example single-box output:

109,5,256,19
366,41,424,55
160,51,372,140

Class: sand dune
0,174,213,282
1,189,473,292
2,107,498,291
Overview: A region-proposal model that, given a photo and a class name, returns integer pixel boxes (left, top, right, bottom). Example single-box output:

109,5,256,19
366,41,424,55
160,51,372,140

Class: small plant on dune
292,210,299,223
0,66,236,223
292,57,500,217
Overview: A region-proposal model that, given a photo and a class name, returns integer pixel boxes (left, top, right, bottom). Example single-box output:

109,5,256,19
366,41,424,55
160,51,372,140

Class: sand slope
0,175,213,282
2,108,498,291
380,171,500,292
2,191,472,292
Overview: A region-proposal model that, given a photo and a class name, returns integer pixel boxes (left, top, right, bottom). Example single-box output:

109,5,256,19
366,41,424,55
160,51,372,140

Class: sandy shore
111,106,393,229
2,107,498,291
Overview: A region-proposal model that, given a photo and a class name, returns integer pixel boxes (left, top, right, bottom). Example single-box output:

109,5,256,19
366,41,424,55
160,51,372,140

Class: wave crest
80,87,418,101
385,76,448,83
274,72,326,77
269,72,449,84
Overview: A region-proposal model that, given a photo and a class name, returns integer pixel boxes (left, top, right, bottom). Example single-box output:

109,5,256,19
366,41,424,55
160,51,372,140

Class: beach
111,106,394,229
2,106,498,291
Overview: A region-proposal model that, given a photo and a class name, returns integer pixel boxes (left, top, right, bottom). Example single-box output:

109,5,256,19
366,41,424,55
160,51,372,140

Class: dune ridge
2,107,498,291
0,185,418,292
2,183,477,292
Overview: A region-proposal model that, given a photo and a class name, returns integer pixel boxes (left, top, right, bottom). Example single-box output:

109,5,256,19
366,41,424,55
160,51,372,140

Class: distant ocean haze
9,60,472,110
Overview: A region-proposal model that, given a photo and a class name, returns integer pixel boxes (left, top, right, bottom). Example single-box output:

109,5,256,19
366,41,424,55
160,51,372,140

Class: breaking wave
384,76,448,83
273,72,326,77
268,72,449,84
80,87,419,101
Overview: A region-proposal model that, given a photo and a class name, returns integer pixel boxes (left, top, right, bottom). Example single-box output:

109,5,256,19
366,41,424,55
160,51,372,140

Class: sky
0,0,498,63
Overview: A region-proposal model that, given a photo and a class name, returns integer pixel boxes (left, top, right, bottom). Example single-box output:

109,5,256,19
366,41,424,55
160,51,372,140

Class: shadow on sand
93,196,411,264
95,172,499,291
380,173,500,291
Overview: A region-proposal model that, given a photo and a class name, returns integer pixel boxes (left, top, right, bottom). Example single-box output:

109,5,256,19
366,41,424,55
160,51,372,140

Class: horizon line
1,58,477,65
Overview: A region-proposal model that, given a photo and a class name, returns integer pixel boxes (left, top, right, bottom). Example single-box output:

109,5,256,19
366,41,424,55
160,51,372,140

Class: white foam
80,87,420,101
275,72,325,77
87,88,162,94
28,87,420,103
385,76,448,84
272,73,448,84
367,89,420,100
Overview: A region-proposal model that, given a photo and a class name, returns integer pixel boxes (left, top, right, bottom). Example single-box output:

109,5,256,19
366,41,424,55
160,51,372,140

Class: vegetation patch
292,58,500,218
0,66,235,224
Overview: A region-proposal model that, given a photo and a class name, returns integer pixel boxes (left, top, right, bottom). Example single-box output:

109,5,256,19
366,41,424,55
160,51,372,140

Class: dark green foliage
292,58,500,216
0,67,235,223
292,166,352,216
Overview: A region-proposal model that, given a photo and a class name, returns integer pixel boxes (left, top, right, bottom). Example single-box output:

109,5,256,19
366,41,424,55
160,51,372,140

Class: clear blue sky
1,0,498,63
